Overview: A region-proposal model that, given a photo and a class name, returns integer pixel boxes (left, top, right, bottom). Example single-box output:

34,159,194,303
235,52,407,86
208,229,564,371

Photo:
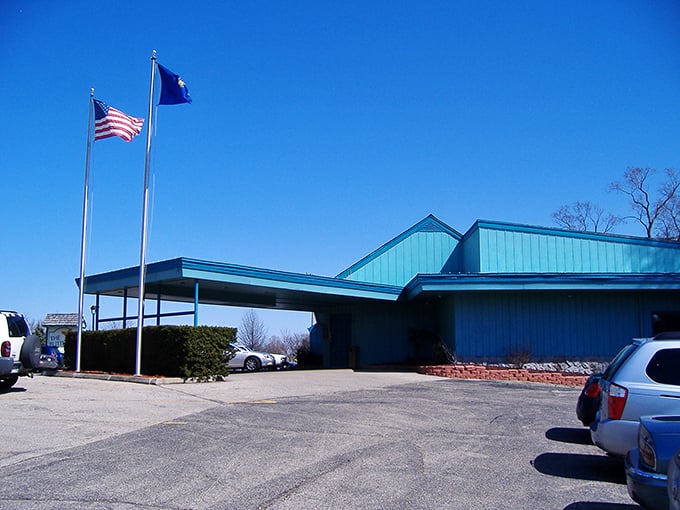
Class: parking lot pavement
161,368,444,403
1,371,637,509
0,374,215,468
0,369,441,468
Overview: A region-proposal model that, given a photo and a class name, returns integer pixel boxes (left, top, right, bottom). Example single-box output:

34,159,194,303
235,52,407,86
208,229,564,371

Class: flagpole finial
152,49,157,60
90,87,94,97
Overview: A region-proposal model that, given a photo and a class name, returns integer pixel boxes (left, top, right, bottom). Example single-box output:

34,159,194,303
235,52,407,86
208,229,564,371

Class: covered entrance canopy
79,257,402,326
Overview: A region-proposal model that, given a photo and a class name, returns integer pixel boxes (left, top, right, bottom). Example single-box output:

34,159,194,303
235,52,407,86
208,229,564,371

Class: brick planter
417,363,588,387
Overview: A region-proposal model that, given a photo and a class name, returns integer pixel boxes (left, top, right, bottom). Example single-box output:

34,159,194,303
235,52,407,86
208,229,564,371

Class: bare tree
259,329,310,359
263,334,288,356
27,318,46,344
101,321,123,330
552,201,620,233
238,309,268,350
610,167,680,239
657,195,680,241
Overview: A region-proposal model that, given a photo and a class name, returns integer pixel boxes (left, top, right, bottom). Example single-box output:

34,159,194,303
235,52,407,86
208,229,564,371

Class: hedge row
64,326,236,380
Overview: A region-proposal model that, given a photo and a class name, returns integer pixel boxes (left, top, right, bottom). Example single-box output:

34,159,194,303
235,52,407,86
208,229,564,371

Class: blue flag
157,63,192,105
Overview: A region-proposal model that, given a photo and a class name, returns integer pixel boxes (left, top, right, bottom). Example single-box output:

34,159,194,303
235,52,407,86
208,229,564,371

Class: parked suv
590,332,680,457
0,311,42,390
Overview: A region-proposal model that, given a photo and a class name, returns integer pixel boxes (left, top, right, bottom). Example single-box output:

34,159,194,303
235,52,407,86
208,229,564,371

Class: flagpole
135,50,157,376
76,88,95,373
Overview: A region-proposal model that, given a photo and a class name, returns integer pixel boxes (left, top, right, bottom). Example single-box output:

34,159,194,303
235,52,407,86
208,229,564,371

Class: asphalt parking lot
1,370,638,510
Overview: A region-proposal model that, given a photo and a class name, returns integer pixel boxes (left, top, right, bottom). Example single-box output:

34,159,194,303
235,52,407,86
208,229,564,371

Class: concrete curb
44,371,185,385
42,365,589,387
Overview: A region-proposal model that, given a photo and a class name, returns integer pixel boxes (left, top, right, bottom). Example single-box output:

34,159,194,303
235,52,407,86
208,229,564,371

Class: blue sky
2,0,679,334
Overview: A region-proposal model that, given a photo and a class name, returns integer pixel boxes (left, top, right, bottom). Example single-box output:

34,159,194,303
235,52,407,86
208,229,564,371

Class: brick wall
417,364,588,386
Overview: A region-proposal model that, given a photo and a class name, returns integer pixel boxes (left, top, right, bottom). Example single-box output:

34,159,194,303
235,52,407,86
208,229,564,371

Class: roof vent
421,222,445,233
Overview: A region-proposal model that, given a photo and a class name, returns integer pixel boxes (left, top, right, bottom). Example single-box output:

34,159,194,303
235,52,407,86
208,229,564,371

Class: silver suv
590,332,680,457
0,311,42,390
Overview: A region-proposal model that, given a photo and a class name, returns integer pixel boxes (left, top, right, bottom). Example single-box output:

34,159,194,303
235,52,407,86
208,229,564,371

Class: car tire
244,356,261,372
0,375,19,390
20,335,42,370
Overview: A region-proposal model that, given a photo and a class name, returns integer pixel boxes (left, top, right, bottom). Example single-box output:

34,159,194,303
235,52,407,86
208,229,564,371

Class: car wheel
0,375,19,390
20,335,42,370
243,356,261,372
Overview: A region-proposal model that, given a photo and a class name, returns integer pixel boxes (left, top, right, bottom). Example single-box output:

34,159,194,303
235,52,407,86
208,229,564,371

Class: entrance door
329,313,352,368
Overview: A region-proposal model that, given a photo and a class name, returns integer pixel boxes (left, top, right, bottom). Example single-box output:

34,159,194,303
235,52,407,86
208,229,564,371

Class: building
43,313,80,349
80,215,680,368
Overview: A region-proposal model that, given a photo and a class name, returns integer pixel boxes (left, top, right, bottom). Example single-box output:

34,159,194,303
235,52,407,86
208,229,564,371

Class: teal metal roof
451,220,680,274
404,272,680,299
80,257,402,311
78,216,680,314
336,214,462,286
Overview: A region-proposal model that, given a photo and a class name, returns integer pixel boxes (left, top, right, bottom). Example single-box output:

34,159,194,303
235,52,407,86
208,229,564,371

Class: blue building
81,215,680,368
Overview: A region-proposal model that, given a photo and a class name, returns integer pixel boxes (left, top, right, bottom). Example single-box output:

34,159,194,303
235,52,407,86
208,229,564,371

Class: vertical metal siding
330,291,680,366
344,231,459,286
439,291,677,361
462,228,481,273
476,227,680,273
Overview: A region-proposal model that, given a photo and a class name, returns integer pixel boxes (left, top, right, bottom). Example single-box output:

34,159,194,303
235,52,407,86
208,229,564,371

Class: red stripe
94,106,143,142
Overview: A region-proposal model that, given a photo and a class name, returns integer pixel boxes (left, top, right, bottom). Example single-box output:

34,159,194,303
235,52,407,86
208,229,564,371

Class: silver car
590,333,680,457
226,347,275,372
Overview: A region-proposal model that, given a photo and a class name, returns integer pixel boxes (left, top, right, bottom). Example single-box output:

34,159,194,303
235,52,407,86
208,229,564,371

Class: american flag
93,99,144,142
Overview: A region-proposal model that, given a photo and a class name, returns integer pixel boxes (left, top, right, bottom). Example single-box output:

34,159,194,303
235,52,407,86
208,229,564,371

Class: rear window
603,342,639,380
646,349,680,386
6,315,29,337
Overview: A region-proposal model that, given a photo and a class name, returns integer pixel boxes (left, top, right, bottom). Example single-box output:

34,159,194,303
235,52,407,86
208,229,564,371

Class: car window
603,342,639,380
646,349,680,385
6,315,29,337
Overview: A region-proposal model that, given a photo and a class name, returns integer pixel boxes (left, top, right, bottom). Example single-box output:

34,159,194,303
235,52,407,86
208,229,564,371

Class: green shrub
177,326,234,380
64,326,236,380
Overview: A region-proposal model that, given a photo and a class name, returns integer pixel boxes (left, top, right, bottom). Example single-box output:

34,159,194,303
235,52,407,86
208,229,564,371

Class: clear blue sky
2,1,679,333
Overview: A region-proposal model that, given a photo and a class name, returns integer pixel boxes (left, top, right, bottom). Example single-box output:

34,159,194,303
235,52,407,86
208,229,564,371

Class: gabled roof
336,214,462,286
43,313,79,327
77,215,680,316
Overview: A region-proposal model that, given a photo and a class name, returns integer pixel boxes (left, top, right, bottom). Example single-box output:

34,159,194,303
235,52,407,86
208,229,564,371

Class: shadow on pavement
546,426,593,445
0,386,27,395
563,503,640,510
532,452,626,484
